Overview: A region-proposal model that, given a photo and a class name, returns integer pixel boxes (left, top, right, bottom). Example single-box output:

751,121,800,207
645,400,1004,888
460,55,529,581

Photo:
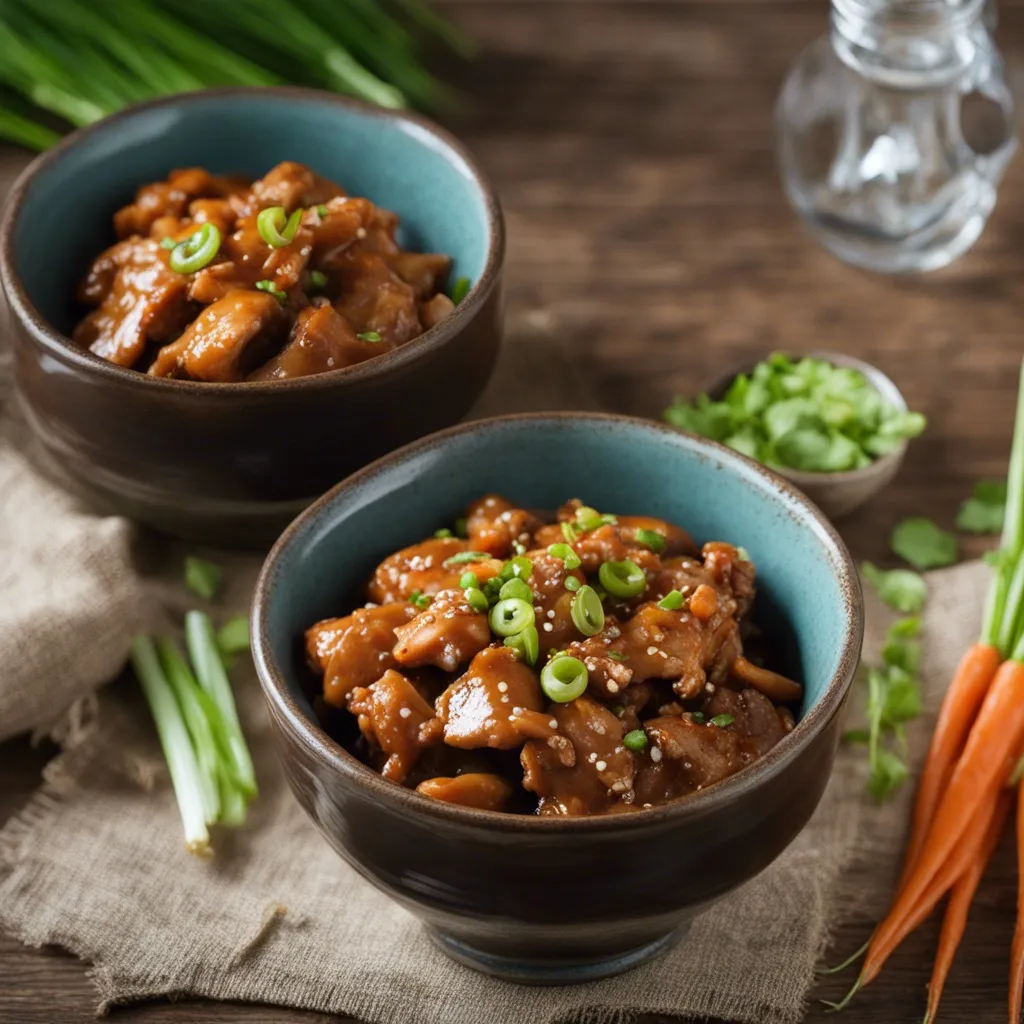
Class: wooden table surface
3,1,1024,1021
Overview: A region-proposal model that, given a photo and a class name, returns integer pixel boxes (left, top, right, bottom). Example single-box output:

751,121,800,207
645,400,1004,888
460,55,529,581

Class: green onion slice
570,585,605,636
451,276,471,304
160,236,177,250
635,528,666,554
541,655,588,703
255,280,287,303
464,587,489,613
489,597,535,637
623,729,648,752
459,571,479,590
169,224,222,275
658,589,685,611
505,625,540,666
410,589,432,610
357,331,382,342
316,204,329,218
561,521,580,543
564,576,581,592
444,551,492,567
257,206,302,248
598,559,647,599
434,528,453,538
709,714,735,728
309,269,327,290
499,577,533,603
547,542,582,570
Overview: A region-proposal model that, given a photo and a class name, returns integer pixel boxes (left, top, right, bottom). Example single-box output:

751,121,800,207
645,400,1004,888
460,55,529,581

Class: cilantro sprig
861,562,927,613
891,518,958,570
956,479,1007,534
664,353,925,474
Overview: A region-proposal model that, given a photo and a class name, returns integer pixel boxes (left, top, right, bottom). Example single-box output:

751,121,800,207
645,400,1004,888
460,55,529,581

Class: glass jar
777,0,1016,273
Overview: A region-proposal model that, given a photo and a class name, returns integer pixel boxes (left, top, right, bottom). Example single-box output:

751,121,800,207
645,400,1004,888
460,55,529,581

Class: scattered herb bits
664,353,925,473
956,479,1007,534
891,517,958,570
861,562,927,613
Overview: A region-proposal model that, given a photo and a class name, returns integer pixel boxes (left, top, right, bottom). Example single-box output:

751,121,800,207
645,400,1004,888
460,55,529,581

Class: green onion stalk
0,0,470,149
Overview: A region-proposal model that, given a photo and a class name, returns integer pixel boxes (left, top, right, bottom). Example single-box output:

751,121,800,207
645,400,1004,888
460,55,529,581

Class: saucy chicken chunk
306,495,803,816
74,162,457,381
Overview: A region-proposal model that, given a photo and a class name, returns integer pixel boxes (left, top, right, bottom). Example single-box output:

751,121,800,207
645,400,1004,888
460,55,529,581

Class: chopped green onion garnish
498,555,533,582
357,331,383,342
316,204,329,217
547,542,582,570
184,556,221,600
570,585,605,636
608,651,627,661
598,559,646,599
257,205,302,248
576,510,617,533
464,587,489,613
459,571,479,590
623,729,648,752
160,236,177,250
505,625,540,666
410,589,432,610
564,576,581,592
658,590,685,611
489,597,535,637
434,528,453,538
561,521,580,543
216,615,251,657
169,224,221,275
499,577,533,603
309,269,327,290
635,528,666,554
255,280,287,303
513,541,527,555
709,714,735,728
454,518,468,538
451,276,471,304
541,655,588,703
443,551,491,567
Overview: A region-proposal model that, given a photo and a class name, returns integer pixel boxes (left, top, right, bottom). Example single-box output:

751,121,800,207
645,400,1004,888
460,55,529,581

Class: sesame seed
497,681,508,693
543,623,554,632
642,802,653,809
399,707,412,719
595,760,607,771
705,682,716,693
607,681,619,694
646,646,658,656
513,706,524,714
650,746,663,763
658,650,668,659
588,752,597,763
546,609,556,619
653,632,665,642
549,718,558,729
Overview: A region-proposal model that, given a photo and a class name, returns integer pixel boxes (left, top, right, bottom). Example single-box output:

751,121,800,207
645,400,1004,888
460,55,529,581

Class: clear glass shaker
777,0,1016,273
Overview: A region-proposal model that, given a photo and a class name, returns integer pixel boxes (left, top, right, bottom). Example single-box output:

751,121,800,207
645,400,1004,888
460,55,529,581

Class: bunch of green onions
131,610,256,856
0,0,472,151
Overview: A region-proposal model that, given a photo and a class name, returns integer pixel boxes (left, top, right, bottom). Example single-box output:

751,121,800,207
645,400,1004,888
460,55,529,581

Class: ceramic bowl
705,352,911,520
0,87,504,545
252,413,863,984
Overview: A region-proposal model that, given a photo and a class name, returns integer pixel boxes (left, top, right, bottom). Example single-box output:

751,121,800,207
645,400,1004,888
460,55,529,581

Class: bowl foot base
427,926,685,985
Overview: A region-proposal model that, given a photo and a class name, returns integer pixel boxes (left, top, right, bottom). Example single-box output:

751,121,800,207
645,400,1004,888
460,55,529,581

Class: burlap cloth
0,278,987,1021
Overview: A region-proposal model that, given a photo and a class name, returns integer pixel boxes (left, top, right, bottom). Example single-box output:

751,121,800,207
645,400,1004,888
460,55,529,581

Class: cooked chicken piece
702,542,757,619
532,522,628,574
307,197,376,265
617,515,695,557
465,494,543,558
415,773,513,811
521,696,635,816
703,686,789,763
563,625,633,700
72,238,194,367
525,549,587,654
114,168,247,238
420,293,456,330
332,250,422,346
348,670,440,783
386,251,452,299
306,603,417,708
148,289,286,381
368,538,502,604
618,602,707,697
393,589,491,672
633,714,743,805
437,646,544,749
249,304,389,381
247,161,346,213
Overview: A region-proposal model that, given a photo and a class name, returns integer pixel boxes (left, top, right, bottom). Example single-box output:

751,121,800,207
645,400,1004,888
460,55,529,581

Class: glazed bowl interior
10,88,491,344
257,413,862,824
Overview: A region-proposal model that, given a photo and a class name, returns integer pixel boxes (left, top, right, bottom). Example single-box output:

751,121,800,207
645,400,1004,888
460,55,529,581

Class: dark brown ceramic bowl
252,413,863,984
0,87,504,546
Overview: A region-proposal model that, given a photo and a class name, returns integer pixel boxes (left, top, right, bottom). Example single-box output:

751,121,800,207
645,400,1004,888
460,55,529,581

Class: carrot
860,782,1004,988
861,660,1024,988
1011,780,1024,1024
924,791,1011,1024
898,642,1002,887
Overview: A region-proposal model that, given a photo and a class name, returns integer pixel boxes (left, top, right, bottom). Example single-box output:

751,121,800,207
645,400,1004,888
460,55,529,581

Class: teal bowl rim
0,85,505,396
252,412,864,834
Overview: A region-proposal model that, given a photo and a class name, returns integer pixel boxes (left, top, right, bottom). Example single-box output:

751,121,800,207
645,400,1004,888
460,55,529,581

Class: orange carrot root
1010,781,1024,1024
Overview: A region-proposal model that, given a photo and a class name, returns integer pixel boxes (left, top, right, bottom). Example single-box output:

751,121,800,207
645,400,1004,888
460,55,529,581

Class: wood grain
3,1,1024,1020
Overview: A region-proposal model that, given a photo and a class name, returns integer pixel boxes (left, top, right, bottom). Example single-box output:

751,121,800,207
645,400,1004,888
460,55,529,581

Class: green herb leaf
957,479,1007,534
184,557,221,600
843,728,871,745
891,517,958,570
709,713,735,728
451,276,471,304
357,331,382,343
216,615,251,658
861,562,927,613
867,747,909,801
